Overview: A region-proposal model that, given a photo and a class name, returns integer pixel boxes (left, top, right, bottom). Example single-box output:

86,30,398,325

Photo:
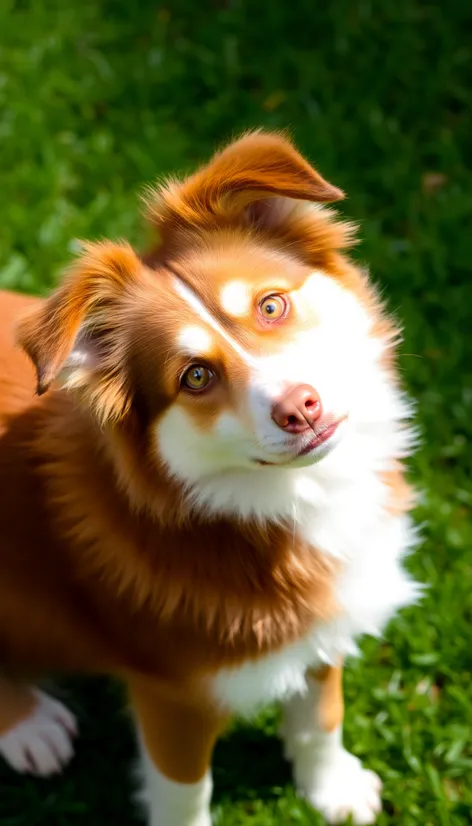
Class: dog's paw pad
301,751,382,825
0,690,77,777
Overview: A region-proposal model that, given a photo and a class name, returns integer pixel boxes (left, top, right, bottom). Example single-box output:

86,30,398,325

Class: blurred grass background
0,0,471,824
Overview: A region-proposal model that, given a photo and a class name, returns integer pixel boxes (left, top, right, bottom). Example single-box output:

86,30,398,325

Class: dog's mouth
255,416,347,467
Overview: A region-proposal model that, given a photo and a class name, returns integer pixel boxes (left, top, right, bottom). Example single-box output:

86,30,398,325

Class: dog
0,131,420,825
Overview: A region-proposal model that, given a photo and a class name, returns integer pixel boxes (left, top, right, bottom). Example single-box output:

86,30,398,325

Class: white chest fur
211,450,420,717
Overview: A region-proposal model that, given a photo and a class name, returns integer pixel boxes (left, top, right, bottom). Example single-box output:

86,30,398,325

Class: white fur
0,689,77,776
293,271,372,336
158,268,420,717
282,680,382,824
177,326,213,355
212,515,419,716
219,280,251,316
138,735,212,826
159,271,413,499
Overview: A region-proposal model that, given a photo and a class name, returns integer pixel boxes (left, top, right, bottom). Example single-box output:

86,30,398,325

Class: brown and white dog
0,132,420,825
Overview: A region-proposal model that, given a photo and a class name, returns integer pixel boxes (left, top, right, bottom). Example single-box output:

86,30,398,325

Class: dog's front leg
281,665,382,824
129,679,225,826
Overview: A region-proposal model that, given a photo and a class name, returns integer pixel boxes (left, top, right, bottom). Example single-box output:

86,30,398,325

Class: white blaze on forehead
177,325,213,354
220,280,251,317
172,277,257,366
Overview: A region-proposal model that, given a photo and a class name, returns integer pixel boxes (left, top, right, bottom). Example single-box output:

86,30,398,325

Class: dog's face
19,132,392,494
132,238,371,485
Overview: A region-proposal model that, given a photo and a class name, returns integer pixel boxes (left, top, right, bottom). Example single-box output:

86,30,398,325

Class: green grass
0,0,471,823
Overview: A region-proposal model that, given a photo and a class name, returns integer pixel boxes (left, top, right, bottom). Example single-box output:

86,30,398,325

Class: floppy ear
145,130,344,233
17,241,142,420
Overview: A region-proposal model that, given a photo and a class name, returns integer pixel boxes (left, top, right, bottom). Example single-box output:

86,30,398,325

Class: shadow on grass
213,720,291,805
0,676,291,824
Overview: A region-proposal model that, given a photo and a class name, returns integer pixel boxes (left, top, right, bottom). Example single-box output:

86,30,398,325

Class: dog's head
18,132,397,506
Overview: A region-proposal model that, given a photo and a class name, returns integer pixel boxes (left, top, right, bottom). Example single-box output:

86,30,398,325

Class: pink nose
271,384,322,433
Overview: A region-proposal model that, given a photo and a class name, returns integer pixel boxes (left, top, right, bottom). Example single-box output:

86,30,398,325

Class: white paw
0,689,77,777
300,750,382,825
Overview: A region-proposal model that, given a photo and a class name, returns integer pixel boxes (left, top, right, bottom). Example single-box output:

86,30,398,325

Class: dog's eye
181,365,214,392
259,295,287,322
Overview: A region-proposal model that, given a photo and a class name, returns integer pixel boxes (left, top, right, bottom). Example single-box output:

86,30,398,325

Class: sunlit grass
0,0,470,823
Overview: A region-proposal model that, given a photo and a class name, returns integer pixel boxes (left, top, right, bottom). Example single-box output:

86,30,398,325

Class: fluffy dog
0,131,419,825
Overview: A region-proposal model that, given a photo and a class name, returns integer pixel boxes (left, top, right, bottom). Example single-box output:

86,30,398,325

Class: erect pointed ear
16,241,141,418
145,130,345,233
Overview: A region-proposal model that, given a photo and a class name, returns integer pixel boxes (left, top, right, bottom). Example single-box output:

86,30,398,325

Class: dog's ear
17,241,142,420
146,130,344,233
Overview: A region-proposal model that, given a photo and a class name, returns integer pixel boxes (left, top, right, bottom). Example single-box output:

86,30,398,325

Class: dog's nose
271,384,322,432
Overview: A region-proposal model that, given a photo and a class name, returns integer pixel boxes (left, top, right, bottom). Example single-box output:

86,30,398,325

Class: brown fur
380,464,416,517
310,665,344,733
0,131,407,785
0,375,338,679
130,676,228,783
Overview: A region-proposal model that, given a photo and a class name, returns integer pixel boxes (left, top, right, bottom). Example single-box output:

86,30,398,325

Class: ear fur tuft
144,130,345,231
16,241,141,416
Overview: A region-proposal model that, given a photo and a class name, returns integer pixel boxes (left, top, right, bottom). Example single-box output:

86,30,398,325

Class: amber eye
181,365,214,392
259,294,287,322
